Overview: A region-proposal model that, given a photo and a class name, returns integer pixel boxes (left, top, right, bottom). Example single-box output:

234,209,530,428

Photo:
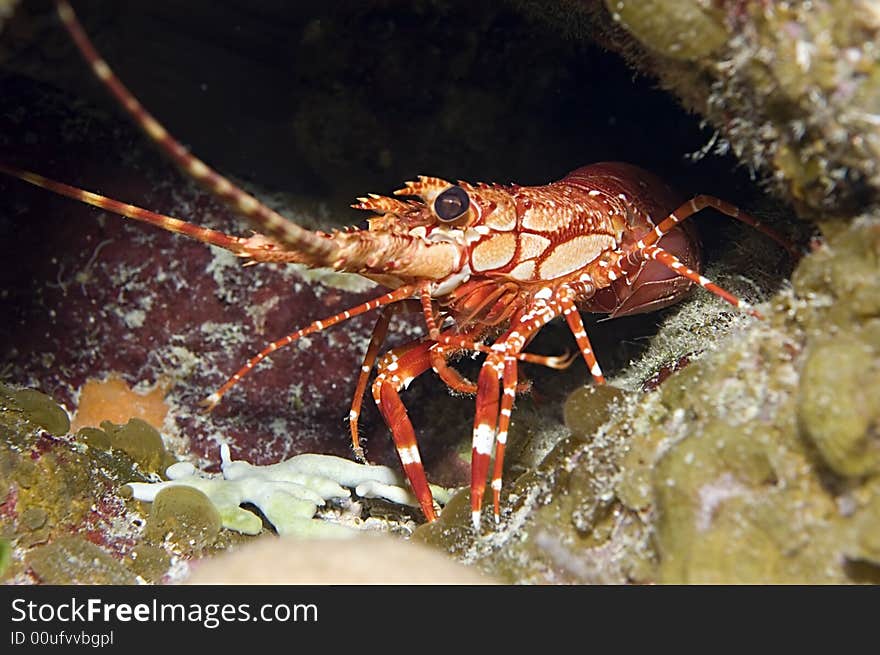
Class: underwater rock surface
595,0,880,218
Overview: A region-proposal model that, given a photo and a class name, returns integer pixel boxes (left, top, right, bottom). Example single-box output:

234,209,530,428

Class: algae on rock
26,535,138,585
126,444,458,539
0,385,171,582
519,1,880,219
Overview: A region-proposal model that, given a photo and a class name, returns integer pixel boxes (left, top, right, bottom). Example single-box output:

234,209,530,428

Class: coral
608,0,727,61
126,445,457,538
1,386,70,436
144,486,222,553
0,385,159,581
797,336,880,478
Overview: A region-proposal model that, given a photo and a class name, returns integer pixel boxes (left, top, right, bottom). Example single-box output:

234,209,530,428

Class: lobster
0,1,797,530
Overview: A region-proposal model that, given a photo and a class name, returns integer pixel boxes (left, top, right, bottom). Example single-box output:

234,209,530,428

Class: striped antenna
55,0,334,262
0,164,254,255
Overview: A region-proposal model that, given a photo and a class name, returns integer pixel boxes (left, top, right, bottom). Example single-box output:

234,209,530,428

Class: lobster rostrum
1,1,798,530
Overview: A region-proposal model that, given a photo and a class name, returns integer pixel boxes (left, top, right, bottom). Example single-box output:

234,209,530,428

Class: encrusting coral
125,444,456,538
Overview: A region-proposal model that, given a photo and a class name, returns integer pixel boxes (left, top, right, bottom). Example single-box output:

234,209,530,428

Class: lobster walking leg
470,296,565,529
616,245,762,317
634,194,799,258
371,341,438,520
349,305,396,461
428,328,572,396
471,353,502,529
349,299,469,457
489,357,518,521
428,324,483,395
203,283,424,411
557,288,607,385
369,319,577,522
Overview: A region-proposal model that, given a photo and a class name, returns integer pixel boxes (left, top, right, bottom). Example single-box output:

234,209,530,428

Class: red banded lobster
1,1,797,530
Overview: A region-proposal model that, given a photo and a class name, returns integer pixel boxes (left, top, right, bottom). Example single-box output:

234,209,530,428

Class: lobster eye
434,186,470,221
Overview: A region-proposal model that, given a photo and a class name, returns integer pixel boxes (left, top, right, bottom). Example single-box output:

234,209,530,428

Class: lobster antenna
54,0,334,262
0,164,263,255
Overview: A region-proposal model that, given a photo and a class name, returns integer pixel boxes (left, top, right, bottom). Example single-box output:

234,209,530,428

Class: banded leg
615,245,761,318
428,322,483,395
349,298,433,459
557,286,606,384
203,283,422,411
470,352,503,530
430,348,481,395
470,298,563,530
436,334,574,370
489,357,518,522
349,306,395,461
371,342,438,520
634,194,799,258
431,333,573,395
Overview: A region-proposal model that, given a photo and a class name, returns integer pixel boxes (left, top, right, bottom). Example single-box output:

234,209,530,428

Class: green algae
798,336,880,478
19,506,47,531
145,486,222,553
0,386,172,582
0,385,70,436
26,535,137,585
604,0,727,61
563,384,626,439
587,0,880,218
125,543,172,582
849,484,880,571
98,418,176,475
0,538,10,579
8,388,70,435
77,426,112,451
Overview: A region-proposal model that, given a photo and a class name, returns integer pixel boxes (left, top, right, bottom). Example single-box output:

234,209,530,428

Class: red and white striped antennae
54,0,333,262
0,164,262,255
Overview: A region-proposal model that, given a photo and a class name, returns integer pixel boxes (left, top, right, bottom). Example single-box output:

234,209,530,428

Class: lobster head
348,175,510,293
353,175,491,237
